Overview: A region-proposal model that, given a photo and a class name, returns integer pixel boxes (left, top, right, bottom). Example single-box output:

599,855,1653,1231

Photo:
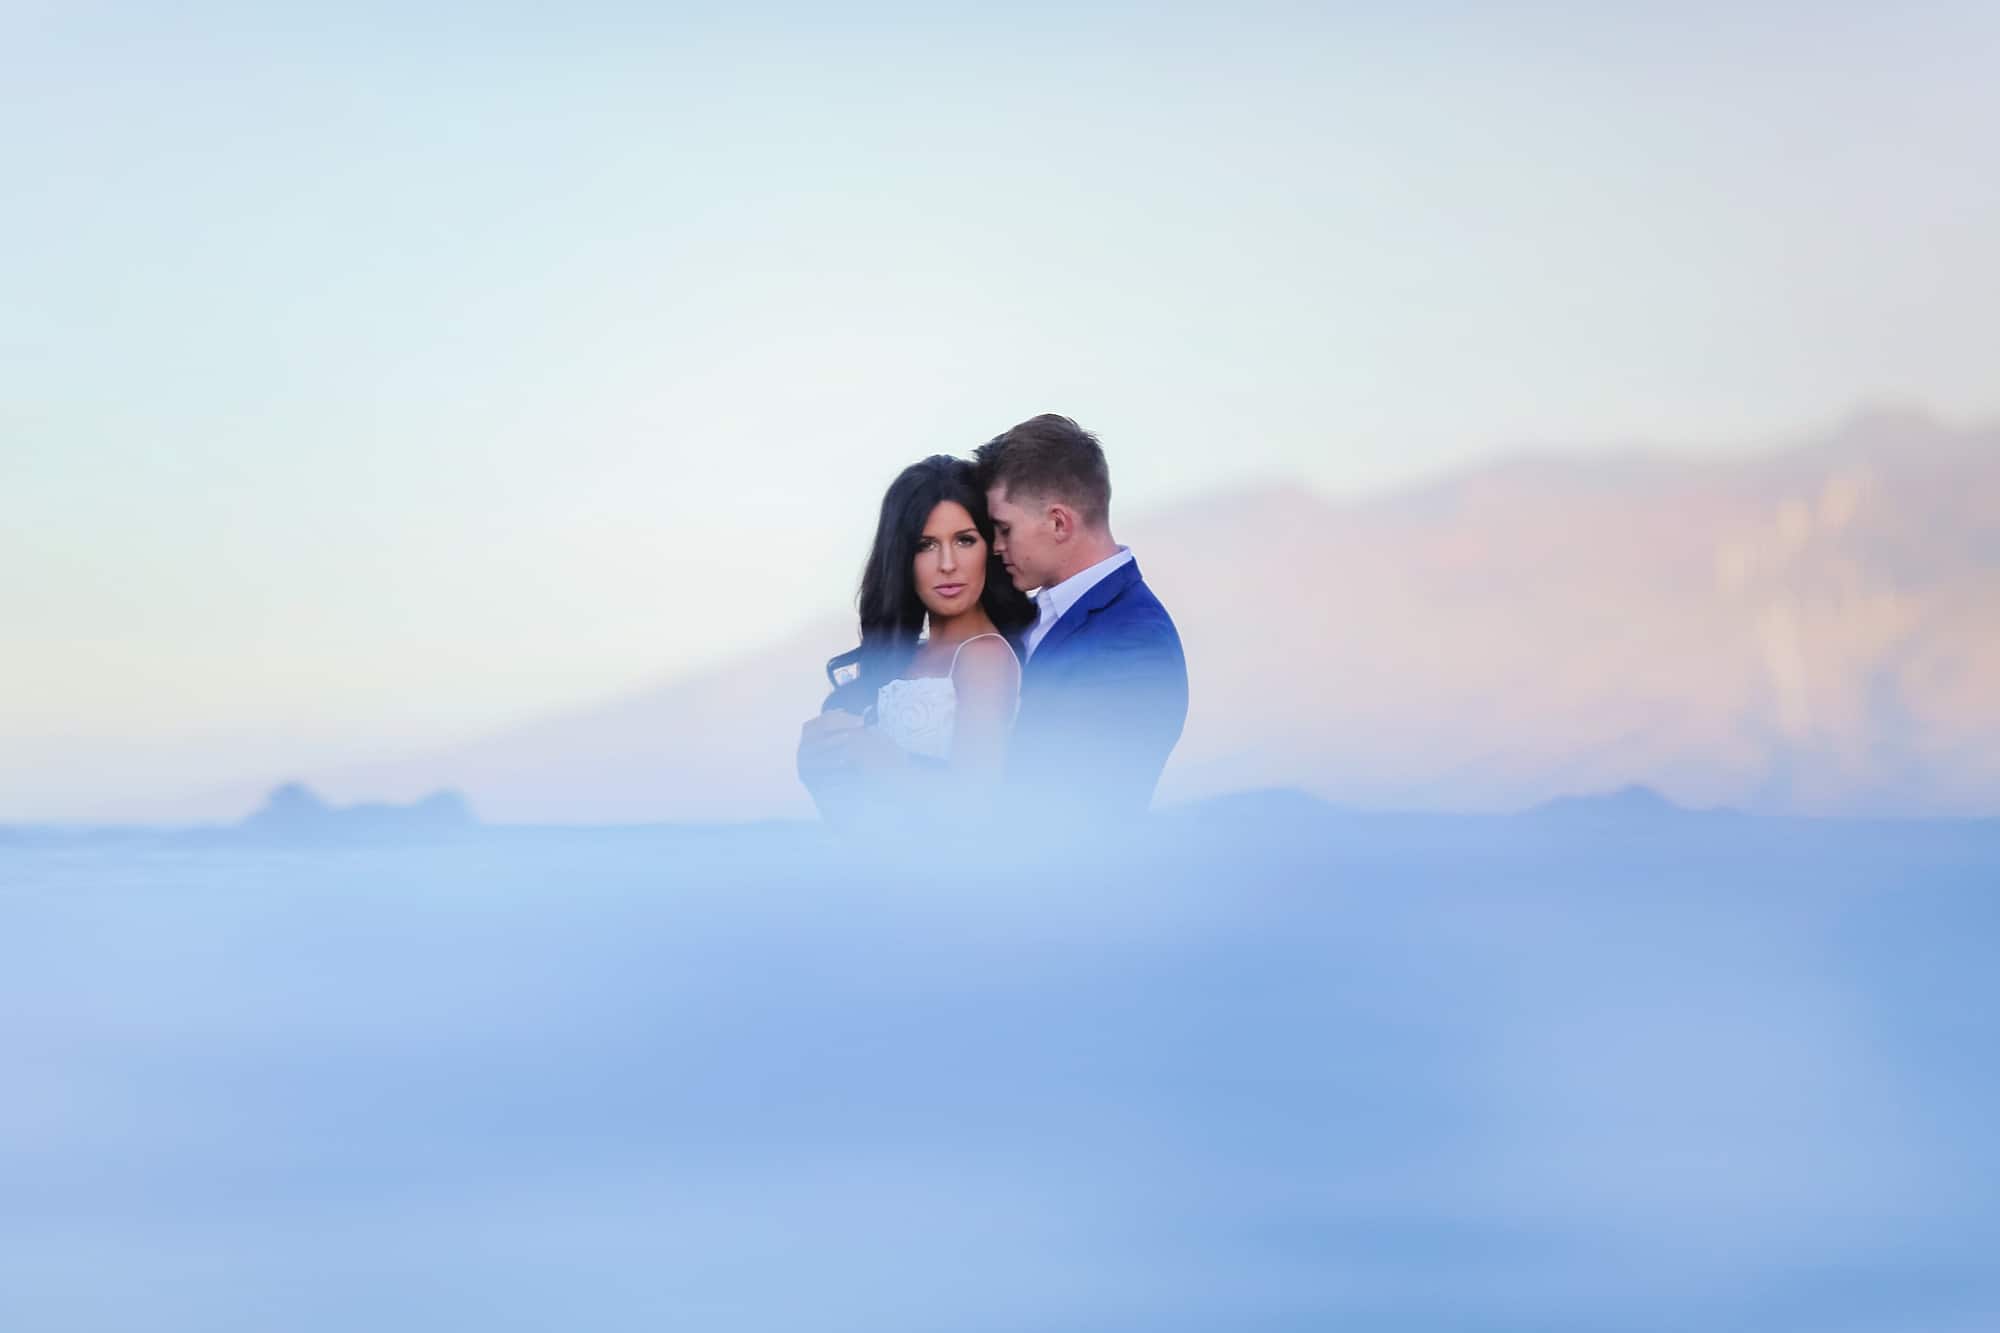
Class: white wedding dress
874,633,1021,761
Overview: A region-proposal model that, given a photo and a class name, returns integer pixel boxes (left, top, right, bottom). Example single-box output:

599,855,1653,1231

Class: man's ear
1047,502,1076,542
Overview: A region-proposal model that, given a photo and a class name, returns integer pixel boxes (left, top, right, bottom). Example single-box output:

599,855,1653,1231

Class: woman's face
913,500,989,621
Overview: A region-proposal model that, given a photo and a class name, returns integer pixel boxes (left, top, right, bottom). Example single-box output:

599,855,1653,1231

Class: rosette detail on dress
874,676,957,761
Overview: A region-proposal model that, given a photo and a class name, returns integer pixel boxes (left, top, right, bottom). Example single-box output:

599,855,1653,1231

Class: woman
797,456,1035,820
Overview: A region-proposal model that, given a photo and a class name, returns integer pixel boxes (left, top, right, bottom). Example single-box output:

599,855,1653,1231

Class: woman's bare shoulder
951,634,1022,688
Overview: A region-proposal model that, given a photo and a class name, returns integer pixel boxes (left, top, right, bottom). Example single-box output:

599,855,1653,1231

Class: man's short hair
973,414,1112,529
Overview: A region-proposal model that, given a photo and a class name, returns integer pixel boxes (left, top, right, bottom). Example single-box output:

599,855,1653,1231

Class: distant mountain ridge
295,408,1999,821
240,783,477,839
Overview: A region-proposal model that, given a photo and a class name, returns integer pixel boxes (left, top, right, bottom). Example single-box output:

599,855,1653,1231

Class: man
975,414,1189,816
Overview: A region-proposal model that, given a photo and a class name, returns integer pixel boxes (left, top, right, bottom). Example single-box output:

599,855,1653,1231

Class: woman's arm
948,637,1022,784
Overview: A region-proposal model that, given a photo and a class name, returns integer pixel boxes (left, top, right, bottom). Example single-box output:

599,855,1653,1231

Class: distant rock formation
297,408,2000,821
1175,787,1346,823
1530,784,1696,819
240,782,476,839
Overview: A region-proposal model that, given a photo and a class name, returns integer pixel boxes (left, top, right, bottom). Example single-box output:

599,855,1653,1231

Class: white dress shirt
1023,546,1134,661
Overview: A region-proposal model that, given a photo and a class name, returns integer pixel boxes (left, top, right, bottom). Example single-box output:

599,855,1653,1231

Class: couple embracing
797,414,1189,827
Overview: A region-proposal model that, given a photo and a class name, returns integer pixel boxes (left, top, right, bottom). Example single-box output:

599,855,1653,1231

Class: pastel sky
7,1,1998,816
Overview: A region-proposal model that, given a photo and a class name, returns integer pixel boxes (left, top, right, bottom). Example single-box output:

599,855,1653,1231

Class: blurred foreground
4,801,1996,1331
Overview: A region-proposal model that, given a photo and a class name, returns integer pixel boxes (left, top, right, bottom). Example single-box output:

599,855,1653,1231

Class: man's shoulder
1060,574,1183,663
1098,568,1178,633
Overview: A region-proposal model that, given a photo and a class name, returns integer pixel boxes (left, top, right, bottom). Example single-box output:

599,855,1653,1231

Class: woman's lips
933,583,967,598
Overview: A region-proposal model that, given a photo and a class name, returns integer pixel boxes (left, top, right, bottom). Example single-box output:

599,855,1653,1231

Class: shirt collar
1037,546,1133,623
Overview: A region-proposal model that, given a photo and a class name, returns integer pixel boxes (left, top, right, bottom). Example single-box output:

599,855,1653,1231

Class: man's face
986,485,1059,592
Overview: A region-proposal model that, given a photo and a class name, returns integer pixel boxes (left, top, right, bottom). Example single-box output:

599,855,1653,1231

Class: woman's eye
957,535,978,546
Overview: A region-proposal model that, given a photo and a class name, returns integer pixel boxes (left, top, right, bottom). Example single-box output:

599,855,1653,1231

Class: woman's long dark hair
823,455,1035,713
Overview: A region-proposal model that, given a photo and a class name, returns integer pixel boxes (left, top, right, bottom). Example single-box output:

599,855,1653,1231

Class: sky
6,1,1999,816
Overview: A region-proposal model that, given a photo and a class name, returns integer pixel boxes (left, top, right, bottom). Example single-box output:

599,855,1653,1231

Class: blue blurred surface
3,807,1996,1330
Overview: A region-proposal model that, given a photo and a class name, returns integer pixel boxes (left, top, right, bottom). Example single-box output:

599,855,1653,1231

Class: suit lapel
1027,559,1143,673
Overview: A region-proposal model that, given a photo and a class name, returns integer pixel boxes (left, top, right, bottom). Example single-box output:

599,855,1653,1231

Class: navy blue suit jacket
1010,558,1188,815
